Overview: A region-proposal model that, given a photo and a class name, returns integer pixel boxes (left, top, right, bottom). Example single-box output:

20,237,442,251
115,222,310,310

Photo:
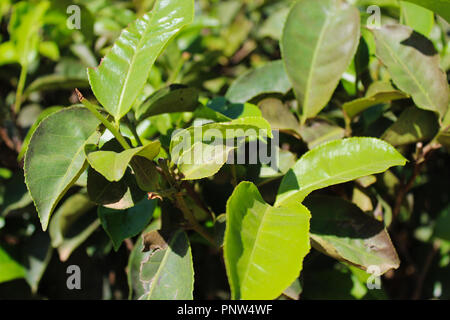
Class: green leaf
136,85,199,120
9,1,49,66
24,107,101,231
18,106,63,161
0,246,25,283
87,140,160,182
49,192,96,249
170,117,273,156
400,1,434,36
342,82,409,119
281,0,360,123
382,106,439,146
275,137,407,207
372,25,449,119
299,120,345,150
225,60,291,104
140,230,194,300
177,142,236,180
87,0,195,121
224,182,311,300
98,198,157,251
403,0,450,22
305,196,400,274
203,97,262,120
127,220,161,299
258,7,289,40
258,98,301,136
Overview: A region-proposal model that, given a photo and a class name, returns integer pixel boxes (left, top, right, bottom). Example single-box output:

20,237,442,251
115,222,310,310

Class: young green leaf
98,199,157,251
224,182,311,300
24,107,101,231
225,60,291,103
87,140,160,182
140,230,194,300
305,196,400,274
281,0,360,123
88,0,195,121
275,138,407,207
372,25,449,119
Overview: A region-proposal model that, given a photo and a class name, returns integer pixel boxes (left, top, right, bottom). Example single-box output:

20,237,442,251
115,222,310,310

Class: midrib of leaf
278,158,405,206
239,205,271,297
375,32,435,109
302,6,331,121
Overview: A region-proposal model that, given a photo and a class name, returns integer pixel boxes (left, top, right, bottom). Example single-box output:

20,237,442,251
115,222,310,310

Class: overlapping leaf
372,25,449,118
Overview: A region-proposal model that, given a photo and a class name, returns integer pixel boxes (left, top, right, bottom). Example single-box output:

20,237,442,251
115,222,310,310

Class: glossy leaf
24,107,101,231
224,182,311,300
98,199,157,251
140,230,194,300
305,196,400,274
372,25,449,118
225,60,291,103
87,141,160,182
342,82,408,119
275,138,407,207
136,85,199,120
88,0,195,121
281,0,360,123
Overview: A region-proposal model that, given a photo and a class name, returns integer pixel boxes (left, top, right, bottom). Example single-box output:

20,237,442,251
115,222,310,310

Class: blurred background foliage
0,0,449,299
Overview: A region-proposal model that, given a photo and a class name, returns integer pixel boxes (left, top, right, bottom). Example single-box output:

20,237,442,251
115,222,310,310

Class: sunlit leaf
276,138,407,207
281,0,360,123
224,182,311,300
88,0,195,121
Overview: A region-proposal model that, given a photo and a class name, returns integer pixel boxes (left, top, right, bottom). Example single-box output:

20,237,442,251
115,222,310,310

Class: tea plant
1,0,449,300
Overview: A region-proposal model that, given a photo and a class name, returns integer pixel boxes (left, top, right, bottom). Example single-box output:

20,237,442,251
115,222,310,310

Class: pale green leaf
87,141,160,182
0,246,25,283
403,0,450,22
401,1,434,36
